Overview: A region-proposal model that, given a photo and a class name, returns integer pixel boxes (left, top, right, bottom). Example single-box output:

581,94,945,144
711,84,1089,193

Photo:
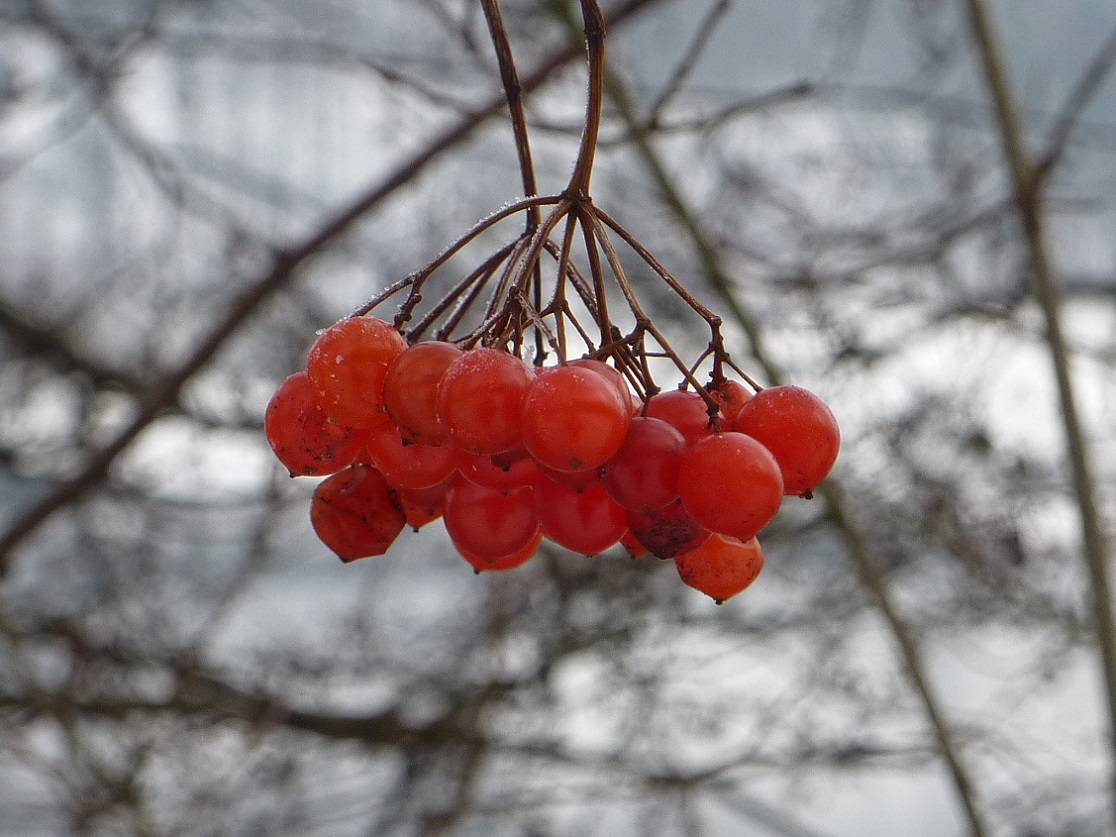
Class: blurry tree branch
644,0,730,123
1036,22,1116,181
0,296,144,393
963,1,1116,829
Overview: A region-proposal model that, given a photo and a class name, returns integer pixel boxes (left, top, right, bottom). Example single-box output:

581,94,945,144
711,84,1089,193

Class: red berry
535,462,600,491
674,535,765,604
310,464,406,562
306,317,407,429
625,497,711,560
362,425,464,489
709,379,753,424
443,474,540,561
459,529,543,573
619,530,649,558
382,340,463,445
677,432,783,541
568,357,635,414
437,348,534,454
731,385,840,497
458,446,541,492
522,365,630,472
643,389,715,446
534,477,627,556
395,476,453,531
264,372,364,477
599,416,685,511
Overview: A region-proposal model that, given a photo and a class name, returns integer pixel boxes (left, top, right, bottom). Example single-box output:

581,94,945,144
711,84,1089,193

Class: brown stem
542,237,598,321
480,234,543,337
565,0,607,196
586,210,719,412
551,214,581,361
482,201,573,333
480,0,547,363
480,0,541,218
575,203,615,346
409,240,520,340
593,206,720,324
355,194,562,320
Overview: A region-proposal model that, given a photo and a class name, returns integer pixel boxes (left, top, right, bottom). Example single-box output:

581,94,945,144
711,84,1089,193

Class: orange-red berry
310,464,406,562
362,425,464,489
264,371,364,477
437,348,534,455
458,529,543,573
306,317,406,429
383,341,463,445
677,432,783,542
522,365,630,472
674,535,765,604
599,416,685,511
443,474,540,561
732,385,840,497
625,497,711,560
643,389,714,446
534,478,627,556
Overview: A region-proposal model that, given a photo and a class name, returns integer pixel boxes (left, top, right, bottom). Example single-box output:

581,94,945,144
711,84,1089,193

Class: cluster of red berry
265,315,840,603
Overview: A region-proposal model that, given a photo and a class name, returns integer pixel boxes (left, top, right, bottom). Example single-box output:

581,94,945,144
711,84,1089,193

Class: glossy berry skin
306,317,407,429
620,530,649,558
535,462,600,492
458,447,541,492
709,379,753,424
675,535,764,604
437,348,534,455
599,416,686,511
625,498,711,560
443,474,540,561
362,425,464,489
382,340,463,445
643,389,715,446
395,476,452,531
534,478,627,556
568,357,635,414
310,464,406,562
731,385,840,497
264,372,364,477
522,365,630,472
677,432,783,542
459,529,543,573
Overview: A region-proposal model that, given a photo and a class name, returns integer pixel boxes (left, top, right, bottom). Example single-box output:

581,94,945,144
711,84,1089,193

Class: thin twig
1036,21,1116,180
480,0,541,215
480,0,546,362
647,0,730,121
410,239,521,340
565,0,608,196
353,194,563,319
